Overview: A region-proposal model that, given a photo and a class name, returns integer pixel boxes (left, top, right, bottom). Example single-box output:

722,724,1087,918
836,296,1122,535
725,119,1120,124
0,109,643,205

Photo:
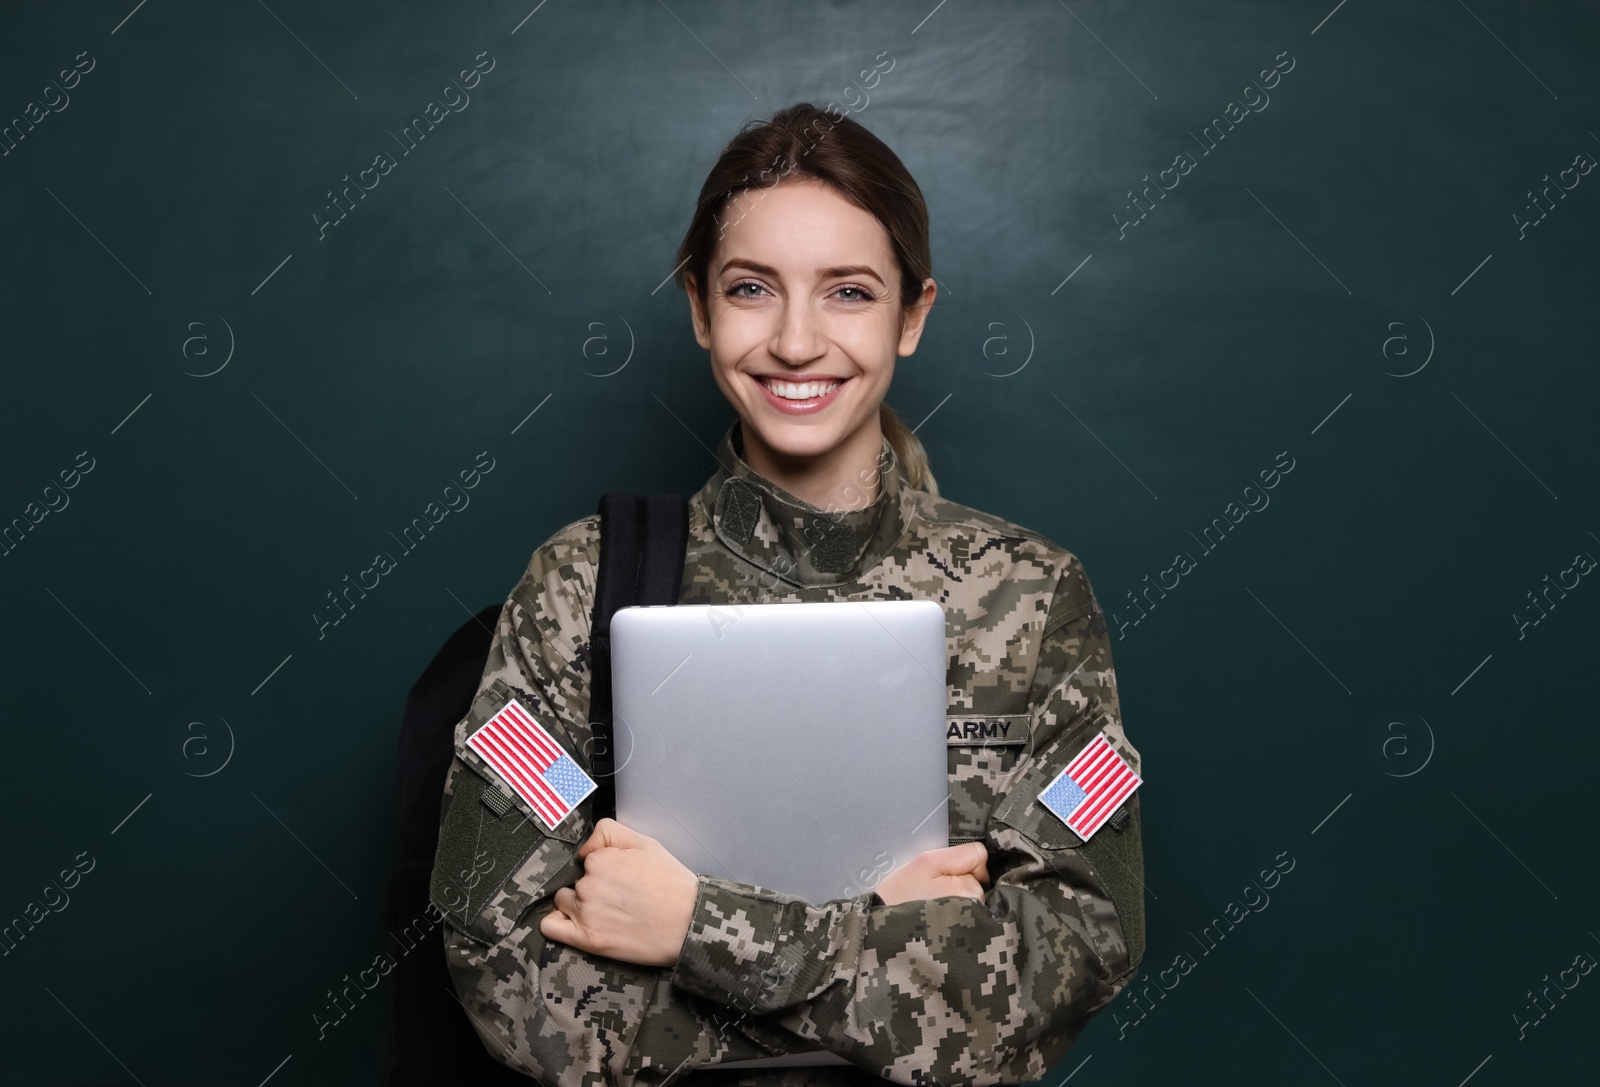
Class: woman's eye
725,282,873,302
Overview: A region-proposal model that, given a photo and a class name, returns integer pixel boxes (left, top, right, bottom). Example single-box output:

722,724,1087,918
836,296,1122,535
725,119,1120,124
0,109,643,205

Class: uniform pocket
989,770,1087,851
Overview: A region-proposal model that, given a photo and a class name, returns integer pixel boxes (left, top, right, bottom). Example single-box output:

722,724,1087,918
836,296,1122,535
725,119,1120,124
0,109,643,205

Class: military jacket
430,419,1146,1086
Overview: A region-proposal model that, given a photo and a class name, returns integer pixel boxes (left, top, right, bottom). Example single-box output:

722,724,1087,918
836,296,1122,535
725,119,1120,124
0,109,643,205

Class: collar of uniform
693,419,918,589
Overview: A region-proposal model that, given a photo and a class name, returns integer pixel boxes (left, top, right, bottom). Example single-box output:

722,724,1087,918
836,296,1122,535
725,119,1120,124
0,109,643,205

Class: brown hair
674,102,939,496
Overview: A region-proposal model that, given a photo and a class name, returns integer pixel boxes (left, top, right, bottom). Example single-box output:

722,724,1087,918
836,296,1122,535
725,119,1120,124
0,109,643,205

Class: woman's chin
741,416,843,462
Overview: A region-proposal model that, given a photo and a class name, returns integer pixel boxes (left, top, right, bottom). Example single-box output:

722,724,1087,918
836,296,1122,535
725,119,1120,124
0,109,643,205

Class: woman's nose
771,301,825,364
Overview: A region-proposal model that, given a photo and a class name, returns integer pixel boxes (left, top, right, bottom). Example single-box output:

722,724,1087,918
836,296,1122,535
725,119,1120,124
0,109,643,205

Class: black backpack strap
588,492,689,820
637,494,690,606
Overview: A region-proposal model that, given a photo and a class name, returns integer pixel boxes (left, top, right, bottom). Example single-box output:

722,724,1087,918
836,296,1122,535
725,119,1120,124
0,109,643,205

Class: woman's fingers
933,845,989,900
875,845,993,906
577,817,653,858
540,903,576,944
548,885,576,919
543,885,593,946
963,842,991,884
577,817,620,857
921,841,990,879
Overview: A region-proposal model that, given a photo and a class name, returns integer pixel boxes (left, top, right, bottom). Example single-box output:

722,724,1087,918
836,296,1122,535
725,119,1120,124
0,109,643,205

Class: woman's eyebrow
720,258,886,286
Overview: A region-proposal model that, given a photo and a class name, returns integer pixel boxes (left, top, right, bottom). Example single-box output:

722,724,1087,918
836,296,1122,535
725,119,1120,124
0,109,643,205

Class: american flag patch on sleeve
465,697,596,830
1037,731,1141,841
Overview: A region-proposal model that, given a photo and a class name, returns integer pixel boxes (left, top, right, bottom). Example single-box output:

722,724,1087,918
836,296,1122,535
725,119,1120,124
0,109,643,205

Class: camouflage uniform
430,420,1145,1086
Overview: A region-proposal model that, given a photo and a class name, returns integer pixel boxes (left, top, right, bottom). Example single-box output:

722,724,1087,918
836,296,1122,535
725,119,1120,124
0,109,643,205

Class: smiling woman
675,115,941,508
432,102,1146,1087
684,179,932,509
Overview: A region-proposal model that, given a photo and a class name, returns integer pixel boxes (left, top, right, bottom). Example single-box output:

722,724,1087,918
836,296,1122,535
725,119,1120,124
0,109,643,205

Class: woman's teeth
761,377,841,400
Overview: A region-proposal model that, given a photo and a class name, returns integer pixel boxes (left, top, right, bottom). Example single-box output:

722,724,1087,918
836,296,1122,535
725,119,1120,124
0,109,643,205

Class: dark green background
3,0,1596,1083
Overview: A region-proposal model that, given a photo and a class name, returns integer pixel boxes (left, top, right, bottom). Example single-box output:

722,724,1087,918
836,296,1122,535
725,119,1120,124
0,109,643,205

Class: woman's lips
752,374,848,415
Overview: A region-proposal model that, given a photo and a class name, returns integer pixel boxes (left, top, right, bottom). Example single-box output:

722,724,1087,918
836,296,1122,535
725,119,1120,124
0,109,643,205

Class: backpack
381,492,689,1085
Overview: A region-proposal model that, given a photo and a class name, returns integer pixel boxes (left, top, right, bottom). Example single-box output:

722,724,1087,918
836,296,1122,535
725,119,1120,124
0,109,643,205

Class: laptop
610,599,949,1070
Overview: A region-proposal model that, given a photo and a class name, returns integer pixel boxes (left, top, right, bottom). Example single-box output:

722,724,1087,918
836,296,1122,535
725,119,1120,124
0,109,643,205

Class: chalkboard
2,0,1596,1083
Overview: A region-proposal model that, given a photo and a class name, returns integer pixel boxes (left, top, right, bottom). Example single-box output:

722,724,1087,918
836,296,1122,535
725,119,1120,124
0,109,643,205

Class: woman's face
690,178,934,468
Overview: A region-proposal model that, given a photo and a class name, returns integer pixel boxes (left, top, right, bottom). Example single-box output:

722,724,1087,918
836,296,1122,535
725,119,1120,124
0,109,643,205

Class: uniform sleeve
663,557,1146,1084
431,526,665,1086
432,527,831,1086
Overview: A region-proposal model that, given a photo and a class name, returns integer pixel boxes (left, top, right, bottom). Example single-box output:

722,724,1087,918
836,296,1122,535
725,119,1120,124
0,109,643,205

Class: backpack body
381,492,688,1084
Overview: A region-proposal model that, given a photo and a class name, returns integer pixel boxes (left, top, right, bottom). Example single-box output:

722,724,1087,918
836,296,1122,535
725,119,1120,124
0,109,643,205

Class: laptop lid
609,599,949,907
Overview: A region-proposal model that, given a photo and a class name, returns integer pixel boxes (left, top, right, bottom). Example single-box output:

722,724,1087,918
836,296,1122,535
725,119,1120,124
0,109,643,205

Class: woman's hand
538,818,700,968
874,841,991,906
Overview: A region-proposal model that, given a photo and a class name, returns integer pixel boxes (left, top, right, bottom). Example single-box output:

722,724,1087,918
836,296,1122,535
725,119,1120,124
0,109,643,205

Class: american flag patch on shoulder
1037,731,1141,841
465,697,596,830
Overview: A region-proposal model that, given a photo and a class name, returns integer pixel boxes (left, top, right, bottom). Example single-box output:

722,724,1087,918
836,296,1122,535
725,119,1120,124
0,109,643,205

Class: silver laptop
610,599,949,1069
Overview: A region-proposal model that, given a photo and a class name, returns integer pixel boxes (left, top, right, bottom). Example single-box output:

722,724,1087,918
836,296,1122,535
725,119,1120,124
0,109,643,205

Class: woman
431,102,1145,1086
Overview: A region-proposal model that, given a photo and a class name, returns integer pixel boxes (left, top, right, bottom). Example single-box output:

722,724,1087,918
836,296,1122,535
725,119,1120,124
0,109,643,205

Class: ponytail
880,402,938,496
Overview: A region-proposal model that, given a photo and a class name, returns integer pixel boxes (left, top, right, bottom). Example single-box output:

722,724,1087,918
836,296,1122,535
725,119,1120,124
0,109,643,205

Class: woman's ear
896,277,938,357
686,277,712,349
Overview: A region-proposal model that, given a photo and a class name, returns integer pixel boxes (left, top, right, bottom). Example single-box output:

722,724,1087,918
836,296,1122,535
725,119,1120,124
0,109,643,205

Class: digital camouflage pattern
431,420,1145,1086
